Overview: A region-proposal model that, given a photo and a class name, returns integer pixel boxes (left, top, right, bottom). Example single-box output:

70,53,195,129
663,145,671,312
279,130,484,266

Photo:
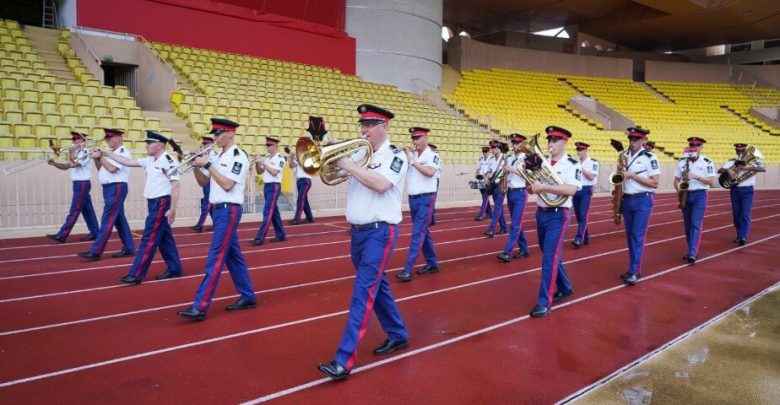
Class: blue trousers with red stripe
195,183,212,227
294,178,313,222
622,193,654,275
254,182,285,240
430,179,439,225
682,189,707,257
192,204,255,312
487,188,507,233
572,185,593,244
730,186,754,240
335,223,408,371
57,180,99,240
127,196,182,280
535,208,573,307
403,194,438,272
502,188,529,255
89,182,134,256
477,188,492,218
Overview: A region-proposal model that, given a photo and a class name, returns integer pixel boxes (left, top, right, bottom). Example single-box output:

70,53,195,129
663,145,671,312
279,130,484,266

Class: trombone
3,139,94,175
163,142,216,178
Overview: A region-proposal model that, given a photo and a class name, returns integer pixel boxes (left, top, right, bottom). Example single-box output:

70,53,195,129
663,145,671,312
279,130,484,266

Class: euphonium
515,133,568,207
609,139,627,225
295,137,372,185
718,145,763,189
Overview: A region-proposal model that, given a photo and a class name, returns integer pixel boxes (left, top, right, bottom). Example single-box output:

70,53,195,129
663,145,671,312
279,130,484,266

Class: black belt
351,221,389,232
687,189,707,193
537,207,568,212
147,196,170,201
623,192,653,198
213,202,240,209
508,187,526,191
102,182,127,186
582,185,594,188
409,192,435,199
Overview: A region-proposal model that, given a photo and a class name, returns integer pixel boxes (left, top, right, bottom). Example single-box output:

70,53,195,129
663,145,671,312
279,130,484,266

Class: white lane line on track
1,219,778,390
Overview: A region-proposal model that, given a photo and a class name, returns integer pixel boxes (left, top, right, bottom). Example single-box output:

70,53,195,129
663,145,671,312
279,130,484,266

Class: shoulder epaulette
233,148,240,156
703,157,712,163
567,156,578,164
591,158,598,162
678,157,687,162
165,154,173,163
389,145,401,154
119,147,125,153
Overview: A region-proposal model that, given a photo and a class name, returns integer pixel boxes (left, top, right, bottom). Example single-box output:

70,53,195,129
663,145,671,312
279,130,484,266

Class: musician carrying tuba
717,143,765,189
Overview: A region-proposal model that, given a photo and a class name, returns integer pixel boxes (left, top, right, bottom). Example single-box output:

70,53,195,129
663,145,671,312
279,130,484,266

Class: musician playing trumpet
251,136,287,245
191,135,217,233
674,137,715,264
718,143,765,246
45,131,100,243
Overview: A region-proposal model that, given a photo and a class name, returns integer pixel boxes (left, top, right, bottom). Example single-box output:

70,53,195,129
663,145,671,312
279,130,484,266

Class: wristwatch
203,162,212,170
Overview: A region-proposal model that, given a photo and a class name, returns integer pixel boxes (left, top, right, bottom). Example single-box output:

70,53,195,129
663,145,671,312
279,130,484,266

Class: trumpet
253,146,292,164
3,139,94,175
295,137,372,185
163,143,216,178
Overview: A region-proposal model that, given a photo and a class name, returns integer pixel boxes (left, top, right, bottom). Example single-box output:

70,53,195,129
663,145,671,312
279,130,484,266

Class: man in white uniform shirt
178,118,257,321
289,116,322,225
674,137,715,264
79,128,135,260
474,146,492,220
718,143,765,245
99,130,183,284
251,136,287,245
46,131,99,243
497,133,530,262
527,126,581,318
317,104,409,381
571,141,599,248
397,127,440,282
191,135,217,233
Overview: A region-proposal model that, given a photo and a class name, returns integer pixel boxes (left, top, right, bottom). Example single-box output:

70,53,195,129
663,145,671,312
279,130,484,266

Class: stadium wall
76,0,356,74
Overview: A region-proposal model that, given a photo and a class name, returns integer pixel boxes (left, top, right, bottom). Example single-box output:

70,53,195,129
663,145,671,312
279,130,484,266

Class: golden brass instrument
515,133,568,207
295,137,372,185
3,139,94,175
678,155,691,210
609,139,627,225
718,145,763,189
163,142,216,178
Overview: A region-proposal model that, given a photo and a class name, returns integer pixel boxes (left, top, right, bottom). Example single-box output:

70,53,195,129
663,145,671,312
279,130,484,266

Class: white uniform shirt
137,152,180,199
99,145,131,184
675,155,715,191
407,146,440,195
345,140,408,225
199,149,219,178
70,154,92,181
506,152,527,189
209,145,249,205
485,154,504,185
622,150,661,194
580,156,599,187
721,158,763,187
433,152,442,181
476,156,490,177
262,153,285,183
293,159,312,180
536,155,581,209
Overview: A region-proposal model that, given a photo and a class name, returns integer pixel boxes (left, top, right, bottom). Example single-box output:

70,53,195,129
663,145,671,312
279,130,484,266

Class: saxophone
515,133,567,207
718,145,763,189
609,139,627,225
678,156,691,209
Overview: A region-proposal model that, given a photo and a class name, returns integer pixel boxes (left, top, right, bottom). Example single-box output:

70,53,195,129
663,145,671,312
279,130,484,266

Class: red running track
0,190,778,403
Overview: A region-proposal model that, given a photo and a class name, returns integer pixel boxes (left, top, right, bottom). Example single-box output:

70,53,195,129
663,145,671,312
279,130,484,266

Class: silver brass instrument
3,139,93,175
718,145,763,189
515,133,568,207
254,146,292,165
164,142,216,178
295,137,372,185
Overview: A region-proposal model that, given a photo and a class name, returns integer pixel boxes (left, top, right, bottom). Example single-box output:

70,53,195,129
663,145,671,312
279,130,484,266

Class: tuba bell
515,133,568,207
295,137,373,185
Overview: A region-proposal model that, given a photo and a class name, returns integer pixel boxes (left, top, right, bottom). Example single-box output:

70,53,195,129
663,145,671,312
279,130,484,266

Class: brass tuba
609,139,627,225
295,137,373,185
515,133,568,207
718,145,763,189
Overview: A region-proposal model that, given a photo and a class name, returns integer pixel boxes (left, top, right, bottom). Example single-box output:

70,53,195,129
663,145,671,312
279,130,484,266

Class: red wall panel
77,0,355,74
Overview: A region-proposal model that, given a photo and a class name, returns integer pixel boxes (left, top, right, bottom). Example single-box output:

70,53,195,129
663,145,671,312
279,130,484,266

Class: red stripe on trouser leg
133,199,168,278
96,183,122,254
546,210,571,305
198,205,238,311
62,182,87,236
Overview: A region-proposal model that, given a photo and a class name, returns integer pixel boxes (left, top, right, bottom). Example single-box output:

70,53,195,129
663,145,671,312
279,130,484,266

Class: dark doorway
101,62,137,96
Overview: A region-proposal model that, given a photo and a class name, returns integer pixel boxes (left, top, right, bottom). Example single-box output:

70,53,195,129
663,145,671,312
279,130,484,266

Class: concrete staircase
439,65,461,96
141,111,198,150
24,26,77,83
641,82,675,104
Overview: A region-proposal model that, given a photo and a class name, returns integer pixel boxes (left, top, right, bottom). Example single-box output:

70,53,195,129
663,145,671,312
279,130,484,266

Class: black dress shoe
290,219,300,225
270,236,286,242
497,229,507,235
484,231,494,238
118,275,142,285
191,225,203,233
733,237,741,243
513,250,530,259
78,251,100,261
530,305,550,317
373,339,409,355
552,289,574,303
396,271,413,282
474,216,484,221
46,234,65,243
112,250,135,258
225,297,257,311
79,234,96,242
571,240,581,249
317,361,350,380
417,264,439,275
305,218,314,223
737,238,747,246
620,271,631,280
249,238,264,246
684,255,697,264
155,271,181,280
497,253,512,262
177,306,206,321
624,273,640,286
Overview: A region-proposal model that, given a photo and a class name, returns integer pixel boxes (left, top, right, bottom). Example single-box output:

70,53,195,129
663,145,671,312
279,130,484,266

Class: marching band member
178,118,256,321
289,117,321,225
191,135,216,233
497,133,530,262
46,131,99,243
475,146,492,220
397,127,440,282
528,126,580,317
571,141,599,248
79,128,135,260
428,143,440,226
484,140,507,237
619,127,660,285
318,104,409,381
98,131,183,284
251,136,287,245
674,137,715,264
718,143,765,245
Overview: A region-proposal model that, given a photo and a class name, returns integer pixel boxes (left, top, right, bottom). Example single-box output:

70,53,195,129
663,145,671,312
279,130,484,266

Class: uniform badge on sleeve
390,157,403,173
232,162,243,174
651,159,658,170
708,165,713,174
279,159,285,168
575,169,582,181
433,156,440,165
